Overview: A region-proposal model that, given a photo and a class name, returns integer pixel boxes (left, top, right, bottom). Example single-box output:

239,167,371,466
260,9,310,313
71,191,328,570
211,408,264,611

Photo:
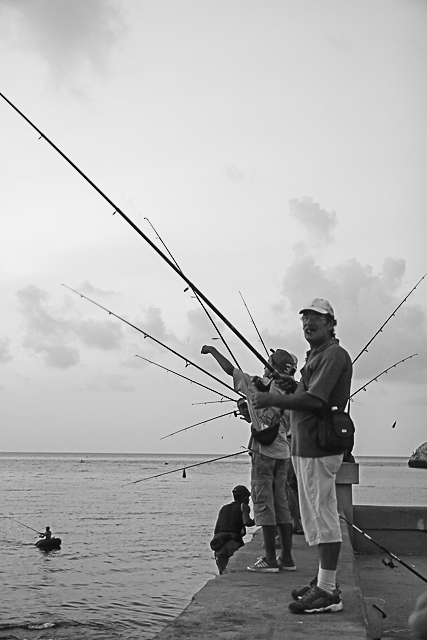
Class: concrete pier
155,518,369,640
154,464,427,639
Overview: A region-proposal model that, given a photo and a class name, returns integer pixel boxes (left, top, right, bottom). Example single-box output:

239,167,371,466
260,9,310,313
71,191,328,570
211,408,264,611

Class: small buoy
182,468,187,478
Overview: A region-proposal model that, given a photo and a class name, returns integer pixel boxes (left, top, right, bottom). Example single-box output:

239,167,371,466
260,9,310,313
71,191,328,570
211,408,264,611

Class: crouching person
211,485,255,574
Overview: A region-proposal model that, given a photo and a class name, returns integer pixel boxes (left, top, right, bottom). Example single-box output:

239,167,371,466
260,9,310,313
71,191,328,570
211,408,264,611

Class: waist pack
317,408,355,454
251,420,280,446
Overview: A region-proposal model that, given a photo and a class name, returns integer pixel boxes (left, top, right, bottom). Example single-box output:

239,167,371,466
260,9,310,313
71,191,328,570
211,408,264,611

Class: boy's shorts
251,453,291,526
292,454,343,546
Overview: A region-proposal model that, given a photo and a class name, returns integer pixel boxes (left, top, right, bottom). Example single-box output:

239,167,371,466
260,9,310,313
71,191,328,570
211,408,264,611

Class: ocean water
0,453,425,639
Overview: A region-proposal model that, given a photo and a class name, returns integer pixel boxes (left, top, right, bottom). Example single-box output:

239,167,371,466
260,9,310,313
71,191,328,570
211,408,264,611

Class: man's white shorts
292,454,343,546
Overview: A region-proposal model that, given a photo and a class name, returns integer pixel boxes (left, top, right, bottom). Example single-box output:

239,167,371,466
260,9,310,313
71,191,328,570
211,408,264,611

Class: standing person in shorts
201,344,298,573
251,299,352,613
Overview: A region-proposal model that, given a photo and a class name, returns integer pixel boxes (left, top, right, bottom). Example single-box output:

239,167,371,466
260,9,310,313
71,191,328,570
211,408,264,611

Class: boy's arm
241,503,255,527
201,345,235,377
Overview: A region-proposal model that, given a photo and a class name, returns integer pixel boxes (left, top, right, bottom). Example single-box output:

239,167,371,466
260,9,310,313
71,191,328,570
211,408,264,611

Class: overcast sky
0,0,426,457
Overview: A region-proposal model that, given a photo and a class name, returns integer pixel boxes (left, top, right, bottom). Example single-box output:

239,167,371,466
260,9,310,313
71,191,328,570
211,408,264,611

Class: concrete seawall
154,518,370,640
154,479,427,640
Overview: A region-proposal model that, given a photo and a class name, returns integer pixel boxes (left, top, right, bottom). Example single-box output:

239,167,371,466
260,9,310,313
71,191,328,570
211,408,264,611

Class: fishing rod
122,448,251,486
349,354,418,400
160,410,237,440
192,400,233,405
352,273,426,365
135,355,238,402
1,516,42,535
340,514,427,584
0,92,272,373
238,291,269,357
63,284,243,398
145,218,241,370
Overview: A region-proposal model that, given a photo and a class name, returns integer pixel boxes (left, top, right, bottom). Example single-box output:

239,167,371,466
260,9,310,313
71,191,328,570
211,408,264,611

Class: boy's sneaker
288,585,343,614
247,557,279,573
277,556,297,571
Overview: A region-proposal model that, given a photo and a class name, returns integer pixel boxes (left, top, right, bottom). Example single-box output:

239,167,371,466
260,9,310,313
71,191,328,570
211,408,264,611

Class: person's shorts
292,454,343,546
215,539,242,559
251,453,291,526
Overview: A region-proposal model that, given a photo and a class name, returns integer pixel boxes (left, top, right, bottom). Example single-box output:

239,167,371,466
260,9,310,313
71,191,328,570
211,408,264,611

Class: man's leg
319,541,341,570
262,524,277,564
277,522,295,567
317,541,341,592
288,455,344,613
247,454,279,572
273,458,295,568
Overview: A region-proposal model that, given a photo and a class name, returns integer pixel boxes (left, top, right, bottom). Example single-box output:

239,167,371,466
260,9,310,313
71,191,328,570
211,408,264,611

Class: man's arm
201,345,235,377
251,389,325,412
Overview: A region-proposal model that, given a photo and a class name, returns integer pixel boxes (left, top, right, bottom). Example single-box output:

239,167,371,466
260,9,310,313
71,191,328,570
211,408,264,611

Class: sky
0,0,426,457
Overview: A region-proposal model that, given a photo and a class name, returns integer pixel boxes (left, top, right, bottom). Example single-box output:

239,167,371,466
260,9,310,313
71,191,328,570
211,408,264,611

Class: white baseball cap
299,298,335,317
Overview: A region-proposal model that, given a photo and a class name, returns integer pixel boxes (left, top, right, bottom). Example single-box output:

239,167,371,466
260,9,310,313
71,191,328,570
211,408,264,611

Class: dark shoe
277,556,296,571
289,585,343,614
291,576,317,600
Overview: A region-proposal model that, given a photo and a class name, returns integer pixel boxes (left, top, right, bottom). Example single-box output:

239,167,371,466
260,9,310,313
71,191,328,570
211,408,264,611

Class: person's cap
232,485,250,497
270,349,297,372
299,298,335,317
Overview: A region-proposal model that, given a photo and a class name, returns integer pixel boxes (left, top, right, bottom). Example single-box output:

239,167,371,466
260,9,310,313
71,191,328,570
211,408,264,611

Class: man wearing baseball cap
252,298,352,614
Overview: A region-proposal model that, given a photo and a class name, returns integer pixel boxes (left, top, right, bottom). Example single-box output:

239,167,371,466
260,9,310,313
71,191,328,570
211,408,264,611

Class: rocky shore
408,442,427,468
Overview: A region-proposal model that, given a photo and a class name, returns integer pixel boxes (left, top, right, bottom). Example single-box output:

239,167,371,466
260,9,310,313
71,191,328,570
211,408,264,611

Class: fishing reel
251,376,271,393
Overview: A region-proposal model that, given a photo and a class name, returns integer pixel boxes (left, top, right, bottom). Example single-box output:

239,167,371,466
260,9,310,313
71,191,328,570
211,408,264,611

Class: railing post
336,462,359,525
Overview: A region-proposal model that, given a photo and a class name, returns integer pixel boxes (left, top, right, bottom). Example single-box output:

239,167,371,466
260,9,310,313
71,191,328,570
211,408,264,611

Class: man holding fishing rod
251,298,352,614
201,344,298,573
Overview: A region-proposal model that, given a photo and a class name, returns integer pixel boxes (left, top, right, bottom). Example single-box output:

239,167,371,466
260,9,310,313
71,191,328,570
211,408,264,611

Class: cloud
0,338,12,364
289,197,337,245
134,306,170,343
0,0,126,89
85,372,134,392
225,165,255,183
17,284,123,368
279,248,427,382
78,280,119,298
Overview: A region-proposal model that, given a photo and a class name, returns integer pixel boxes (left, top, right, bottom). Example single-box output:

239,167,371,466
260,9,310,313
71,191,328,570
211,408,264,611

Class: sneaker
288,585,343,614
247,557,279,573
291,576,340,600
277,556,296,571
291,576,317,600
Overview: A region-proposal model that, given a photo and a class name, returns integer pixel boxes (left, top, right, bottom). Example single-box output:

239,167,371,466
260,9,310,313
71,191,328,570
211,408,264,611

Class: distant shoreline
0,451,410,460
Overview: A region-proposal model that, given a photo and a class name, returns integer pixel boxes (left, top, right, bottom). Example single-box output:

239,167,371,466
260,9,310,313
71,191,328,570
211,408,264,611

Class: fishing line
122,448,252,486
160,410,237,440
349,354,418,400
145,218,241,370
0,92,272,373
238,291,270,357
135,355,237,401
62,284,243,398
1,516,41,535
352,273,426,365
340,515,427,584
